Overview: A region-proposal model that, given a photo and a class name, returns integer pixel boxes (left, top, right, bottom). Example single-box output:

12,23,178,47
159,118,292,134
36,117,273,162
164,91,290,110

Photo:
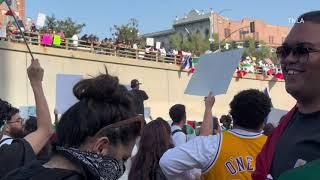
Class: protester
212,116,220,135
0,102,24,146
22,116,52,161
253,11,320,180
0,59,53,178
220,114,233,131
23,116,37,136
169,104,187,146
130,79,149,116
2,71,143,180
129,117,173,180
160,89,272,180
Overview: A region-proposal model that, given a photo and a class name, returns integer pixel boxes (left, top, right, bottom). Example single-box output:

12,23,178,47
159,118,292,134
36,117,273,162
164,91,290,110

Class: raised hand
205,92,215,110
27,59,44,86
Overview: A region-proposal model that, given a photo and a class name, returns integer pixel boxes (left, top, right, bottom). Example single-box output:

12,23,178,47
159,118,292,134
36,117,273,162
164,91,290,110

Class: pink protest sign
41,34,53,45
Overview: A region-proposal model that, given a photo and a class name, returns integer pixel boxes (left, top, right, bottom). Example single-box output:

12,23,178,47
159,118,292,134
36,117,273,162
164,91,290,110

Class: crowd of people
1,19,285,80
236,57,284,79
0,10,320,180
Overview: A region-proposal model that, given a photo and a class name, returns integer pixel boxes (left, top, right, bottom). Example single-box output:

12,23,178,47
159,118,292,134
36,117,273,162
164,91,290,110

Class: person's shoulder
3,160,83,180
0,138,36,160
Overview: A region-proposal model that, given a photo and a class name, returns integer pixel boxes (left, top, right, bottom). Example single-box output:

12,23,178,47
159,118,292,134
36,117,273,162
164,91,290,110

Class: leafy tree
41,15,86,38
170,32,210,55
257,41,271,59
112,18,141,45
44,15,57,31
57,18,86,37
170,33,183,50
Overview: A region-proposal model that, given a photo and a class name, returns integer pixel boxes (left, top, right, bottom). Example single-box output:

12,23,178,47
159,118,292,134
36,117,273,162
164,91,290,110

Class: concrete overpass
0,41,295,122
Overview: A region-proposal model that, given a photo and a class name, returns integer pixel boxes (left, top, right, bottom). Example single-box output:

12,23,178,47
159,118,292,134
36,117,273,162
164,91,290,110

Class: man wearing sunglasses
0,101,25,147
253,11,320,180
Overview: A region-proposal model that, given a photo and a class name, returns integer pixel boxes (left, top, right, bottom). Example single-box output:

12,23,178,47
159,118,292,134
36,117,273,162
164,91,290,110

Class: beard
10,128,25,139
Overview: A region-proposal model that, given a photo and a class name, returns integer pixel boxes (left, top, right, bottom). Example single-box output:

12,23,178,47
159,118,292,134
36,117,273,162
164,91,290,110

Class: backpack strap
172,129,183,136
0,137,13,145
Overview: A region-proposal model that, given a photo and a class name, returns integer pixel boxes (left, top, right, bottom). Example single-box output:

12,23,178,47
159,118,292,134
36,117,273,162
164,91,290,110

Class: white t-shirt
171,125,187,147
72,34,79,46
0,135,13,147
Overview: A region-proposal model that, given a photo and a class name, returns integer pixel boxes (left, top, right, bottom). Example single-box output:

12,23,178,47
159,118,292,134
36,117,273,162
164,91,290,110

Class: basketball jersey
203,130,267,180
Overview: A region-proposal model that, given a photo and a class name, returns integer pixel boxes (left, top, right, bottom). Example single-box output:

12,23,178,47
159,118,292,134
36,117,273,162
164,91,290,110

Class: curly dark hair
229,89,272,130
0,99,19,127
56,72,141,148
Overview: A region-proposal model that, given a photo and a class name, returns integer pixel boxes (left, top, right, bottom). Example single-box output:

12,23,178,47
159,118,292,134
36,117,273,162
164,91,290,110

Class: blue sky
27,0,319,39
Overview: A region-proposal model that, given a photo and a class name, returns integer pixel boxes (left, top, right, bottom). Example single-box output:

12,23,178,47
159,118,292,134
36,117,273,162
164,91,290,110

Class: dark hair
24,116,38,135
0,99,19,126
129,118,173,180
56,73,141,148
230,89,272,130
263,123,275,136
212,116,219,134
298,11,320,24
220,115,233,129
169,104,186,123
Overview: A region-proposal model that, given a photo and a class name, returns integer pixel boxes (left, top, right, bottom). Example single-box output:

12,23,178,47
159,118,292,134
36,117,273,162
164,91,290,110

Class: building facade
0,0,25,26
143,9,290,50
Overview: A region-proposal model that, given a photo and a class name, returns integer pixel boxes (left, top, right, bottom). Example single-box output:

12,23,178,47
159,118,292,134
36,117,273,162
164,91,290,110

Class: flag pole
5,0,35,60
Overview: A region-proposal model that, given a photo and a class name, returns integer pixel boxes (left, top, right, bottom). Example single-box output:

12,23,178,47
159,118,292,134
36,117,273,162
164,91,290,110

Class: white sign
36,13,46,28
0,26,6,38
156,42,161,49
267,108,288,127
146,38,154,47
55,74,83,114
185,49,244,96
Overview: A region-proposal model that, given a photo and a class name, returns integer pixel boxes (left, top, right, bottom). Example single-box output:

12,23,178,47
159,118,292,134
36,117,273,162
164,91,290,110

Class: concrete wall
0,41,296,122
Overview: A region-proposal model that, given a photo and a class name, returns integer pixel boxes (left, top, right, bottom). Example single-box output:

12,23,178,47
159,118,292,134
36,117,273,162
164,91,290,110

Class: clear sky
27,0,319,39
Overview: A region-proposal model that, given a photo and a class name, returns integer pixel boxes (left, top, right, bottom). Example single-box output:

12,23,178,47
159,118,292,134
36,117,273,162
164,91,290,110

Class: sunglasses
276,44,320,64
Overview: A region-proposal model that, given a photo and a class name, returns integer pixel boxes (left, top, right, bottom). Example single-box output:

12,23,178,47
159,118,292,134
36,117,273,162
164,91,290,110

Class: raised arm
24,59,53,154
200,92,217,136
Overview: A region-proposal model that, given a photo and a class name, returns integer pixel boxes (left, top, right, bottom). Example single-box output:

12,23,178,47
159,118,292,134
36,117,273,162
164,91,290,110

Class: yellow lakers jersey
203,130,267,180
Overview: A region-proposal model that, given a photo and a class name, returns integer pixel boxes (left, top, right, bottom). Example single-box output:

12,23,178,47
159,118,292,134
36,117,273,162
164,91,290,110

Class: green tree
44,15,58,31
187,32,210,55
112,18,141,45
42,15,86,38
257,41,271,60
170,32,210,55
170,33,183,50
57,18,86,37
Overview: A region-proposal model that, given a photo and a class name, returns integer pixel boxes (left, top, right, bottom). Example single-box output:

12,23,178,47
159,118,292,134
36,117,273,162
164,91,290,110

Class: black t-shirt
0,139,36,178
2,160,83,180
270,111,320,179
130,89,148,115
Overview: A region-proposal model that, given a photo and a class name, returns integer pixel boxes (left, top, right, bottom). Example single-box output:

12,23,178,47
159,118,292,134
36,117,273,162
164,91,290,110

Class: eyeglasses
7,118,24,125
276,44,320,64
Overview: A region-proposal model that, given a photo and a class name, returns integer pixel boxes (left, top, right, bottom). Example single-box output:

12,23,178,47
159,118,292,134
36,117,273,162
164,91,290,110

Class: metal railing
3,32,281,78
5,31,182,65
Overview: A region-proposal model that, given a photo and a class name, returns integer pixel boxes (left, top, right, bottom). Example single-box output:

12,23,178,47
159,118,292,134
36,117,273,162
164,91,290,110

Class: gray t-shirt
270,111,320,179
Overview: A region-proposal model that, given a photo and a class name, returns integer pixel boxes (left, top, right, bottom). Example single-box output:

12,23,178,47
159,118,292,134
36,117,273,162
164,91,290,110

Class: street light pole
216,9,232,51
